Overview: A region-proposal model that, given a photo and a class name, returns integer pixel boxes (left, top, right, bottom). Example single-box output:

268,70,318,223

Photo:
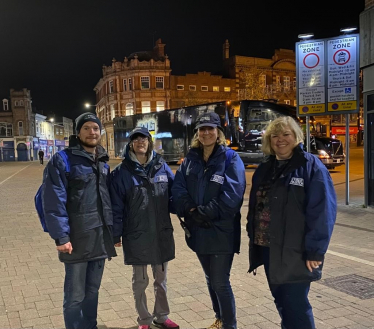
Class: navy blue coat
172,145,246,254
110,147,175,265
247,146,337,284
42,144,117,263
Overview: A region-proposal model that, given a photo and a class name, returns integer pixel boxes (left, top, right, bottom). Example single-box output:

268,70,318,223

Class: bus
113,100,345,168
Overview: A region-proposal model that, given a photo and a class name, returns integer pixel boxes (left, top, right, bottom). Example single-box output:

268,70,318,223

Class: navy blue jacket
247,146,337,284
172,145,246,254
110,146,175,265
42,144,116,263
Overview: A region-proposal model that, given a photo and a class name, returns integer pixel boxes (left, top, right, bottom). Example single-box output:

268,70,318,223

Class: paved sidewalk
0,162,374,328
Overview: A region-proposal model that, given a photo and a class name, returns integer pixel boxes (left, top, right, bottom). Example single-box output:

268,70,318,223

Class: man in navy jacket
42,112,116,329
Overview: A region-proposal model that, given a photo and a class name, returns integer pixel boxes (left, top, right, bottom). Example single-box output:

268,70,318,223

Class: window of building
0,123,12,136
276,76,281,84
177,85,184,90
284,100,290,105
2,99,9,111
259,75,267,87
15,101,19,106
109,80,114,93
141,76,150,89
125,103,134,116
284,76,290,90
156,101,165,112
36,126,39,133
110,133,114,150
128,78,132,90
156,77,164,89
224,87,231,92
201,86,208,92
110,104,115,120
213,86,219,92
141,101,151,113
123,79,127,91
293,77,296,89
294,100,297,106
18,121,23,135
20,100,24,106
189,85,196,91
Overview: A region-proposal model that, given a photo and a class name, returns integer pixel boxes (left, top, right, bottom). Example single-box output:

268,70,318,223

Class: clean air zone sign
296,34,359,116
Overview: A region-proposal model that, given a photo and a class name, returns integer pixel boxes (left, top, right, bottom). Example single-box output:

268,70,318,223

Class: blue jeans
63,259,105,329
197,254,236,329
262,247,315,329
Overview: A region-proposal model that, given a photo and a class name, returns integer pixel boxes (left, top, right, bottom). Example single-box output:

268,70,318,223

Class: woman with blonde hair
172,112,246,329
246,116,337,329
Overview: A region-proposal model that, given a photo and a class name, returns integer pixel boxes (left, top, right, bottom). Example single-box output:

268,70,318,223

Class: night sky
0,0,365,120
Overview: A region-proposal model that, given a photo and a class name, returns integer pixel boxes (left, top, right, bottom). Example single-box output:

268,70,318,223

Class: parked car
308,136,345,169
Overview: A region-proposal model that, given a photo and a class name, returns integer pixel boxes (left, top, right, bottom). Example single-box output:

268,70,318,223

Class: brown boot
206,319,222,329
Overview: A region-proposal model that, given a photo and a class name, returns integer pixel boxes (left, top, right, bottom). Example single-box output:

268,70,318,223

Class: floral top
253,159,289,247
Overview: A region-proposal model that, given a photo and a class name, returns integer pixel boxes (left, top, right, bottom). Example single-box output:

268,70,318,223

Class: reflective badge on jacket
210,174,224,184
154,174,168,183
102,167,108,175
289,177,304,187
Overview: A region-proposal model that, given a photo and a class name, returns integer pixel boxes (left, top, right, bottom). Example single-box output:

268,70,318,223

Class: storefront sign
55,140,66,146
331,126,358,135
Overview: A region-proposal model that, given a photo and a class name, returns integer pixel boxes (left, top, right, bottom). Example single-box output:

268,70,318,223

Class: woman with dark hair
246,116,337,329
110,127,179,329
172,112,246,329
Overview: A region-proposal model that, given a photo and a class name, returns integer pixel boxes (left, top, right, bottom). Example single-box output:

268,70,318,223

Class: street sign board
296,34,359,116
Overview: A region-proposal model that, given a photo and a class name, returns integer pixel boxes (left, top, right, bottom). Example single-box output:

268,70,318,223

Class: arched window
2,99,9,111
125,103,134,116
15,101,19,107
20,100,24,106
18,121,24,136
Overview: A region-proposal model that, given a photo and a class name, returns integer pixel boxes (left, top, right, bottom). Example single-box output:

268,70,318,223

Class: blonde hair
190,128,227,148
261,116,304,156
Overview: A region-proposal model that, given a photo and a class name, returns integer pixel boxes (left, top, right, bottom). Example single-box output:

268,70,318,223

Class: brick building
222,40,297,106
0,89,35,161
93,39,237,158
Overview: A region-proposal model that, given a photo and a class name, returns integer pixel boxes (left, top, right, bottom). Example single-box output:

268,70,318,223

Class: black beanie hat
75,112,102,133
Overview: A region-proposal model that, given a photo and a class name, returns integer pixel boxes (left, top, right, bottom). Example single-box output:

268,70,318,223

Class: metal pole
363,94,368,207
345,114,350,205
306,116,310,152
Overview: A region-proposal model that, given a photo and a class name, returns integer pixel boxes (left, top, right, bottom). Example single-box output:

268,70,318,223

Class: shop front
0,140,15,161
55,140,66,152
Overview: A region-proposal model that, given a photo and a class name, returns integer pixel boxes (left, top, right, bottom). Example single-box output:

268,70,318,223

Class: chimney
153,38,165,57
223,39,230,60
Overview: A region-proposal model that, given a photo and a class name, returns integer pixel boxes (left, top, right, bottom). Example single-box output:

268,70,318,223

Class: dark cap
75,112,102,133
128,126,152,140
195,112,223,131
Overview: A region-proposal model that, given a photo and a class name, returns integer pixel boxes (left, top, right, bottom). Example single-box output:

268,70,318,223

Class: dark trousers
197,254,236,329
63,259,105,329
261,246,315,329
39,156,43,164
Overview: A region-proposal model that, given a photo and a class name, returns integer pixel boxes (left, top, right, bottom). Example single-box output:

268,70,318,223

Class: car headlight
318,150,330,159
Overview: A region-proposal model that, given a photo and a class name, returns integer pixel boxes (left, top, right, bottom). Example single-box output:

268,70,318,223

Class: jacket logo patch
289,177,304,187
102,167,108,175
154,175,168,183
210,174,224,184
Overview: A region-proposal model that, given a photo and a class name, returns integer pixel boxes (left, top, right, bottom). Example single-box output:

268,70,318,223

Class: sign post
296,34,359,205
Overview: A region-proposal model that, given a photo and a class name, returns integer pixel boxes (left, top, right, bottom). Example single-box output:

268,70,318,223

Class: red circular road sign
333,49,351,65
303,53,320,69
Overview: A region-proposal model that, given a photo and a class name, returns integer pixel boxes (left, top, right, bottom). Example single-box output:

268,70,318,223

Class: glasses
132,137,148,143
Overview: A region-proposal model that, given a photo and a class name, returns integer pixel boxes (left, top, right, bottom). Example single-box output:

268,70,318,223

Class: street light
340,27,357,34
298,33,314,40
